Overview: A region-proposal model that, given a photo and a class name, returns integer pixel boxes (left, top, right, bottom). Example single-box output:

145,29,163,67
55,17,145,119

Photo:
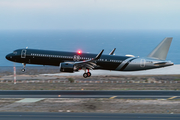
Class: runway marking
168,96,177,100
58,95,61,97
158,99,166,101
16,98,45,103
109,96,117,99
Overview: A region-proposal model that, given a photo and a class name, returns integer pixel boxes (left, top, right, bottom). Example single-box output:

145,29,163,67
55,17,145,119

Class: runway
0,112,180,120
0,90,179,99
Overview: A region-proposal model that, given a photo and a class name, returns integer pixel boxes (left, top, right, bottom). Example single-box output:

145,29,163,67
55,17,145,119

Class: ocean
0,30,180,66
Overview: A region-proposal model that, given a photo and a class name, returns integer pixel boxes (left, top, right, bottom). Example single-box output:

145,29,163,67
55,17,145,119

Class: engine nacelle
59,63,75,73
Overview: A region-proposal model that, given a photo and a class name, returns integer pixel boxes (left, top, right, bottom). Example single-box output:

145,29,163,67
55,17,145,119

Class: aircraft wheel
87,72,91,77
83,73,88,78
21,68,25,72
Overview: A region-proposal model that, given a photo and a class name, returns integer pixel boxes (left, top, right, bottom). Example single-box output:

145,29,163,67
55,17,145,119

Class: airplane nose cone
6,54,12,60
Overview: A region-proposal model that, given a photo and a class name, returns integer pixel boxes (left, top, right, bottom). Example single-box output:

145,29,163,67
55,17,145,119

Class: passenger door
21,49,26,58
140,59,146,67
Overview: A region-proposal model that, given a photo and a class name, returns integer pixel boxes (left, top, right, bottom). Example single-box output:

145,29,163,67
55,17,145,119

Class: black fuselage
6,48,173,72
6,49,130,71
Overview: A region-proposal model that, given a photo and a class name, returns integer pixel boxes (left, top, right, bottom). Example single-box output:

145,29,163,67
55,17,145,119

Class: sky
0,0,180,30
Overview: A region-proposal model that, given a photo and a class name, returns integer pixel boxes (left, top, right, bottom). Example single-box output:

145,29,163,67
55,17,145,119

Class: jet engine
59,63,77,73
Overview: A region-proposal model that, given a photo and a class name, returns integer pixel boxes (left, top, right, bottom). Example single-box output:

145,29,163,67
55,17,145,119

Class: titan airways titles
6,38,173,78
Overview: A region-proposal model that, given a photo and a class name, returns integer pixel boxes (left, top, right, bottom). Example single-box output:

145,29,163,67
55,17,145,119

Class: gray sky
0,0,180,30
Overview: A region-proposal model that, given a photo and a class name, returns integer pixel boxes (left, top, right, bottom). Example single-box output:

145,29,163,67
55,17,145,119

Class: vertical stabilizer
147,37,173,60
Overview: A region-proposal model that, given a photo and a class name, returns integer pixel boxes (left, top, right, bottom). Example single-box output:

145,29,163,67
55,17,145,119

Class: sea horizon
1,29,180,66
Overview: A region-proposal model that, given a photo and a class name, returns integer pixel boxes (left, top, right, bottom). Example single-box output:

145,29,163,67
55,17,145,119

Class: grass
68,78,75,83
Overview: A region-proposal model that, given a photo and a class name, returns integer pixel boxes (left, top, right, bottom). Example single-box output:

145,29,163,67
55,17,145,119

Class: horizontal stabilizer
153,62,167,66
147,37,173,60
125,54,135,57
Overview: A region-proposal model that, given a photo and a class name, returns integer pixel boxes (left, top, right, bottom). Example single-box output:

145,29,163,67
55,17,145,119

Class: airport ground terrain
0,66,180,113
0,98,180,114
0,74,180,91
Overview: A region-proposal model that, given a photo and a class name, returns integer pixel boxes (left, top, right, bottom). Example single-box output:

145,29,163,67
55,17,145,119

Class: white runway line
0,98,44,111
16,98,45,103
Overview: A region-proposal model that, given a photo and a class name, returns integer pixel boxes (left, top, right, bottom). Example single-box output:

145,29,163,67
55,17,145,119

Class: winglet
147,37,173,60
94,49,104,60
109,48,116,55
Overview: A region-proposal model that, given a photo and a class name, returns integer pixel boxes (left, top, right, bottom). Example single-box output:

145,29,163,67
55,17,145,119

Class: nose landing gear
21,63,26,72
83,69,91,78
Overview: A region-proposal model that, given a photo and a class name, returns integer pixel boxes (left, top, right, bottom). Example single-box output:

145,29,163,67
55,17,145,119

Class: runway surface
0,112,180,120
0,90,179,99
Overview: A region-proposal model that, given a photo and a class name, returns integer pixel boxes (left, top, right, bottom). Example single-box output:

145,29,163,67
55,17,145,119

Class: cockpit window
13,51,17,55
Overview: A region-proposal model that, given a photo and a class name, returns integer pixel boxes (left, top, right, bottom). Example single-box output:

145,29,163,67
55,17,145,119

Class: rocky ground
0,98,180,114
0,74,180,90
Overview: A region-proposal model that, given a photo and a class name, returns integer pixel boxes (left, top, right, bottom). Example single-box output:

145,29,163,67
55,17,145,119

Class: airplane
6,37,174,78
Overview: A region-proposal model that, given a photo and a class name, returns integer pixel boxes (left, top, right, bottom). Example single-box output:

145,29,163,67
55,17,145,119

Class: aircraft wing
74,49,104,70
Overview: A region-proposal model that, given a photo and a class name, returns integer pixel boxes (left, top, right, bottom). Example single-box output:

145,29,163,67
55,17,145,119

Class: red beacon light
77,50,82,54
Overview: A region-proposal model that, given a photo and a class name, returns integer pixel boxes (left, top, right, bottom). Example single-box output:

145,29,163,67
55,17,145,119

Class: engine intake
60,63,75,73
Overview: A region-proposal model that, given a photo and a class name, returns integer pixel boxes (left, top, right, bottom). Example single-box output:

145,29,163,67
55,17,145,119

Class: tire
83,73,88,78
87,72,91,77
21,68,25,72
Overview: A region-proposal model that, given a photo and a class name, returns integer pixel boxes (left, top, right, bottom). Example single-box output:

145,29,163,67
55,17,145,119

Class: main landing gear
21,63,26,72
83,69,91,78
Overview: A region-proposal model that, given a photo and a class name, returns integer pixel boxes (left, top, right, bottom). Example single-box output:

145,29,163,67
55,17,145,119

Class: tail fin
147,37,173,60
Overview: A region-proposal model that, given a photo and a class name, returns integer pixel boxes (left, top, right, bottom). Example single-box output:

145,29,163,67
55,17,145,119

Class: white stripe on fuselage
115,57,135,71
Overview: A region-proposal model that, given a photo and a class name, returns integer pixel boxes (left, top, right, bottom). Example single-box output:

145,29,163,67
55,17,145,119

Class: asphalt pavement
0,112,180,120
0,90,179,99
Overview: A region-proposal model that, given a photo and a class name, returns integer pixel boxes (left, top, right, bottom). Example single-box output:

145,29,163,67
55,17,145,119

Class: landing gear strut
83,69,91,78
21,63,26,72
